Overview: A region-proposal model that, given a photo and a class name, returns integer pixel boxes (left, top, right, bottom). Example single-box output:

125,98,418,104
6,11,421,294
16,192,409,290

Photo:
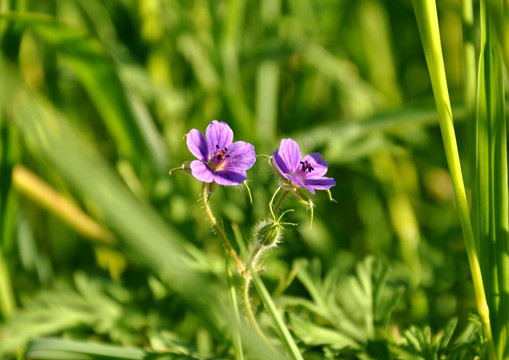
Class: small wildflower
186,120,256,186
271,138,335,194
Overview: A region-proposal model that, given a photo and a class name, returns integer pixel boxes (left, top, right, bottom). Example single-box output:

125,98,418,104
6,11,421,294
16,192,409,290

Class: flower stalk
179,121,335,359
201,183,244,273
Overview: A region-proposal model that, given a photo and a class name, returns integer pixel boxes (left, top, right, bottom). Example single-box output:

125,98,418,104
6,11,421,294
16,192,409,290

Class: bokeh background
0,0,482,358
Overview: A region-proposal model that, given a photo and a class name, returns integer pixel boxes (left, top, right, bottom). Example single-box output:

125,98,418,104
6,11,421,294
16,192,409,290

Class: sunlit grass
1,0,507,358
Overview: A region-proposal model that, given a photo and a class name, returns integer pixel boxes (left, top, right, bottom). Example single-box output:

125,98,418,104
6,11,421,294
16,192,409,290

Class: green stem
242,276,273,348
411,1,496,358
0,246,15,318
269,187,289,220
231,223,275,351
201,183,244,273
250,271,304,360
249,243,264,269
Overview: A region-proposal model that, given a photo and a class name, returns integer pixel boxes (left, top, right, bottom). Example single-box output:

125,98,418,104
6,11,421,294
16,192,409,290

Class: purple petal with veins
272,138,335,194
185,121,256,186
206,120,234,156
186,129,208,161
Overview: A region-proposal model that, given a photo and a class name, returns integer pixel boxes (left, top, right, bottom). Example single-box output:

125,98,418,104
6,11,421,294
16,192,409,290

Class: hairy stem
201,183,244,273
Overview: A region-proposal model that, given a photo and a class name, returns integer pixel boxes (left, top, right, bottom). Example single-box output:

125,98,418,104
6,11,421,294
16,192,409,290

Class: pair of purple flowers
186,120,335,194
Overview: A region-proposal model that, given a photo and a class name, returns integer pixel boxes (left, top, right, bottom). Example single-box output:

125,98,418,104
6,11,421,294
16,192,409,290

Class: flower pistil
209,145,230,171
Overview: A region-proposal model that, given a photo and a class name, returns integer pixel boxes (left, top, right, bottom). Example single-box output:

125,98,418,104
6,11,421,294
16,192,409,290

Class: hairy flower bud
254,220,282,248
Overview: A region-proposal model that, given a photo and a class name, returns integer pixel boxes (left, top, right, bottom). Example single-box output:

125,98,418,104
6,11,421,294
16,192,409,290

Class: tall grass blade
477,0,509,357
0,117,17,318
0,13,164,171
411,0,496,358
255,0,281,151
26,338,146,360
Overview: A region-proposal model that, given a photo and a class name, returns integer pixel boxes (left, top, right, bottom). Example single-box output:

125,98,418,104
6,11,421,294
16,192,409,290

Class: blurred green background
0,0,482,358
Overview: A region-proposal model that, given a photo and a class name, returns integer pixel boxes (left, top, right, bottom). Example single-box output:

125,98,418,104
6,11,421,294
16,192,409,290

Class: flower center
299,160,314,173
208,144,230,171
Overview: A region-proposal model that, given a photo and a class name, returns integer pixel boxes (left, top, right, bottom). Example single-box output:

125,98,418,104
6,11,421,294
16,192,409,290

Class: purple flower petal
288,175,316,194
302,153,329,179
187,129,209,161
270,138,335,194
183,120,256,186
273,138,302,176
213,170,247,186
306,177,336,191
190,160,214,183
226,141,256,171
206,120,233,155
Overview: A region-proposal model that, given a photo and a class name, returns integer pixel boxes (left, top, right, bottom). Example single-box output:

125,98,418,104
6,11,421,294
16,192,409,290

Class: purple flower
186,120,256,186
272,138,335,194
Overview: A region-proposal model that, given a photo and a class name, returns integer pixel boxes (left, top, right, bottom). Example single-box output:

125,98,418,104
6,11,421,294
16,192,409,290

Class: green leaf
288,313,357,350
289,257,402,348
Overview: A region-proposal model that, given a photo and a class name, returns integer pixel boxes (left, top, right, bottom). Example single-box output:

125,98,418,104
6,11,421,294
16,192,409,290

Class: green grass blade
225,252,245,360
0,118,17,319
0,13,165,171
26,338,146,360
461,0,477,121
477,0,509,357
411,1,496,358
250,271,304,360
255,0,281,151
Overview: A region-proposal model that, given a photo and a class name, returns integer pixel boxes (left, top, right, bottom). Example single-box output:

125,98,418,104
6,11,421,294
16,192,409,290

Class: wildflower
271,138,335,194
186,120,256,186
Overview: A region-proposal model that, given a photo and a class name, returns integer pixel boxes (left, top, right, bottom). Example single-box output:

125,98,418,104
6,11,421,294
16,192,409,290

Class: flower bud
254,220,282,248
268,156,284,180
168,161,192,176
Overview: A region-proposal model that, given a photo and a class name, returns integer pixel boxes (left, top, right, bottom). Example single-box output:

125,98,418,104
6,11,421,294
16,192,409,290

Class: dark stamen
300,160,314,172
216,145,219,149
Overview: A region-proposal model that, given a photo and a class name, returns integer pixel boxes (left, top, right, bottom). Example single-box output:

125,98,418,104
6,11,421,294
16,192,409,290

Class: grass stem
411,0,496,358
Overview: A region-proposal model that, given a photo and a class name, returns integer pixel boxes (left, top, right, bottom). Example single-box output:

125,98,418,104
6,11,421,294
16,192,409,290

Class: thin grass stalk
0,247,15,318
254,0,281,151
461,0,477,120
485,0,509,75
411,1,496,358
249,271,304,360
0,118,17,318
225,250,245,360
488,1,509,355
461,0,478,198
477,0,509,356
